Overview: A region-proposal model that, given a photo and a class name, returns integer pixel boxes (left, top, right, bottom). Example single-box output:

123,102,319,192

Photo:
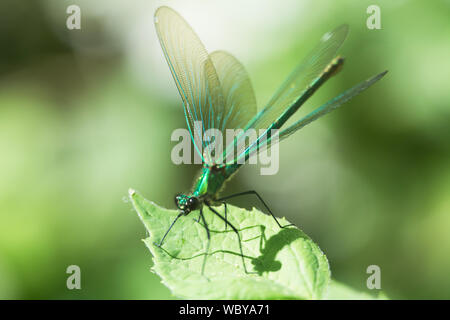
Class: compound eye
189,197,199,208
175,194,187,210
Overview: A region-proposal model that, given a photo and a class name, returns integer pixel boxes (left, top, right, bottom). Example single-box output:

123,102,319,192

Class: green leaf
325,280,389,300
129,189,330,299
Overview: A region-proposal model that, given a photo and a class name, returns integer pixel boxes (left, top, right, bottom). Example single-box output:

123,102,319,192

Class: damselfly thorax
175,163,241,214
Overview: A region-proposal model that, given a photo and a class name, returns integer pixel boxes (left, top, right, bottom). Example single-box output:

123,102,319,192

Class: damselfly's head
175,194,199,214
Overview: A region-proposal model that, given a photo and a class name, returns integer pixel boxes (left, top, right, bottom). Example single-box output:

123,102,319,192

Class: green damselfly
153,6,387,275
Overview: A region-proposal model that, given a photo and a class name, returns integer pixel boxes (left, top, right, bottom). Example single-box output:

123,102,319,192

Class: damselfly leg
198,206,211,276
218,190,295,229
205,201,257,275
153,212,184,248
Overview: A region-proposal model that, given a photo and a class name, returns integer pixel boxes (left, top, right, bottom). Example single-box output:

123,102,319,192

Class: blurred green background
0,0,449,299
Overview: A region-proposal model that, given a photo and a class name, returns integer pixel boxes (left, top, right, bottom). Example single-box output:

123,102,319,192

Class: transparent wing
210,51,257,132
278,71,388,139
239,71,388,162
209,51,258,164
226,25,349,164
154,6,224,164
248,24,349,130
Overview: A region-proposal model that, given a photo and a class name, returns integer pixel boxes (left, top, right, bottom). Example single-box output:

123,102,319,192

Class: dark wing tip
374,70,389,81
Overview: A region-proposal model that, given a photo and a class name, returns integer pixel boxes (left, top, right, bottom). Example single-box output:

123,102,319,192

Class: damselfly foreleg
154,212,184,247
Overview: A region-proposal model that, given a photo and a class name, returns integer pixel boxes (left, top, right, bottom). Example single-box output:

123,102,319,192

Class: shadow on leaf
151,219,305,277
251,227,303,275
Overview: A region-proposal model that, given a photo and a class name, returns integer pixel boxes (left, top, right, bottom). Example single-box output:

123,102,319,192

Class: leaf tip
129,188,136,197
